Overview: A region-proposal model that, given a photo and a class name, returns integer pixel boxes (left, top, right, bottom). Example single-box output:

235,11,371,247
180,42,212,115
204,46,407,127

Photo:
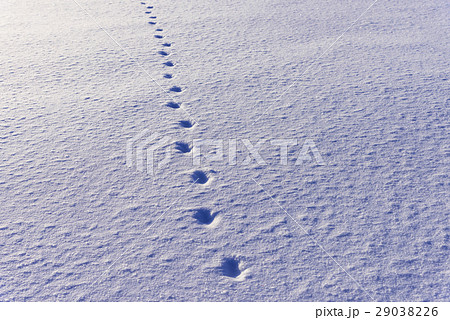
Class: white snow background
0,0,448,301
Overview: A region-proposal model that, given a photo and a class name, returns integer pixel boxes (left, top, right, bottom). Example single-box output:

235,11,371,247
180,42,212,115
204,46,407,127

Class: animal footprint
191,170,208,184
154,35,163,39
192,208,216,225
170,86,182,93
163,74,173,79
149,16,157,19
145,11,152,14
163,61,174,67
148,21,156,25
220,258,241,278
179,120,193,128
166,102,180,109
162,43,171,47
156,28,163,32
158,51,169,56
175,141,191,153
147,6,153,9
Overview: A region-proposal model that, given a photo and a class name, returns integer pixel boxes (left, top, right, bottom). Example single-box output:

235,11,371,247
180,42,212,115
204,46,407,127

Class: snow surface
0,0,449,301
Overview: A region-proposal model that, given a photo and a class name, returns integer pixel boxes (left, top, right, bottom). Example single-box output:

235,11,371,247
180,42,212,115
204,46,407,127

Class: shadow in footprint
170,86,182,93
191,170,208,184
192,208,216,225
147,6,153,9
221,258,241,278
163,61,174,67
156,28,163,32
179,120,193,128
175,141,191,153
148,21,156,25
163,74,173,79
166,102,180,109
162,43,171,47
145,11,152,14
149,16,157,19
158,51,169,56
154,35,163,39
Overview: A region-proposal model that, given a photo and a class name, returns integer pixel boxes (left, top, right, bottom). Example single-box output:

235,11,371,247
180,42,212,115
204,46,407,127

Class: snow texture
0,0,448,301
